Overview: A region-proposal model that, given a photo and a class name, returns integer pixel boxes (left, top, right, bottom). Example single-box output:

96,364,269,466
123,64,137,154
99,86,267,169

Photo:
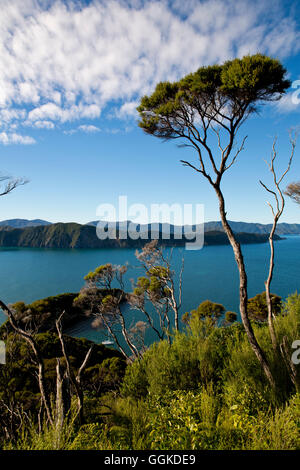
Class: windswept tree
137,53,290,388
76,264,140,361
129,240,184,342
285,181,300,205
78,242,184,359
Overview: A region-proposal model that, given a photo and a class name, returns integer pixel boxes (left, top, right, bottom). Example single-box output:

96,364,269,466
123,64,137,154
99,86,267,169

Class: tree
182,300,225,324
0,300,92,429
247,292,282,322
79,242,184,359
129,240,184,342
0,175,27,197
0,299,53,424
225,311,237,324
137,53,290,388
259,135,296,349
285,181,300,205
78,263,142,361
259,135,300,390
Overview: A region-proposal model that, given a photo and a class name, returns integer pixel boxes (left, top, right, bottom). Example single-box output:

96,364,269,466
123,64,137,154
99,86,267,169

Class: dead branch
56,313,93,423
0,299,53,425
259,133,296,353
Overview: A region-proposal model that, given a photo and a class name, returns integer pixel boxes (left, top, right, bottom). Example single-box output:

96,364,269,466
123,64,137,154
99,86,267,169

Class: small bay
0,235,299,345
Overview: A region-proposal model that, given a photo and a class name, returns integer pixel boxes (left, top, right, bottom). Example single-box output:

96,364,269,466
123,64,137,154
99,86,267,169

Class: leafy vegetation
247,292,282,322
0,292,299,450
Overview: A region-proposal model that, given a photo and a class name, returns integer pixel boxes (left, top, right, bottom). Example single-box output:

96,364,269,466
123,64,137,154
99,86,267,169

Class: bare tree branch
0,176,28,197
0,299,53,425
259,134,296,353
56,313,93,423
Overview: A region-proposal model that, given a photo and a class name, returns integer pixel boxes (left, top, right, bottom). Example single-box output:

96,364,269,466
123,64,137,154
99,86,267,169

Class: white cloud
78,125,101,133
33,120,55,129
0,132,36,145
116,101,139,120
0,0,299,144
27,102,101,123
0,108,26,123
64,124,101,135
63,129,77,135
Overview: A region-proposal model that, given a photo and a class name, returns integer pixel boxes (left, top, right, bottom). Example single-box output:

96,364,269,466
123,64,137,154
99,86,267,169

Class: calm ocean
1,235,299,345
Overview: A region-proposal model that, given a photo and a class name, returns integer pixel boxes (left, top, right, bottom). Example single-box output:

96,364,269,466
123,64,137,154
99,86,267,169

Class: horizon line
1,218,300,227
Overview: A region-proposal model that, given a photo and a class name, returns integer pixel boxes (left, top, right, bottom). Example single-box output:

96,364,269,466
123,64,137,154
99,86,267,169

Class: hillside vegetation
1,292,299,450
0,222,280,249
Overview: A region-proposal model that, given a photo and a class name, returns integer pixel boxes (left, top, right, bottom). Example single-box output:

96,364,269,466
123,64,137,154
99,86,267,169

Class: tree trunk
214,186,276,389
55,359,64,435
265,223,279,351
170,289,179,332
0,299,54,424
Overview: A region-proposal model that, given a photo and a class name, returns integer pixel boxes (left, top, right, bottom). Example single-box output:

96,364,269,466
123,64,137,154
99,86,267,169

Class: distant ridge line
0,219,52,228
86,220,300,235
0,219,299,235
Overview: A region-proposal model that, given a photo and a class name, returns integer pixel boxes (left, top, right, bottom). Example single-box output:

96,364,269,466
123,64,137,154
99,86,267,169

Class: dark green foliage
204,231,281,245
133,266,171,301
0,331,126,415
0,223,280,248
247,292,282,321
35,332,123,366
138,54,290,140
121,337,201,398
121,321,243,399
122,295,300,403
4,293,83,333
73,286,124,312
182,300,226,324
0,289,124,336
220,54,290,101
112,297,300,450
84,357,126,395
2,292,300,450
84,263,114,284
225,311,238,323
2,294,300,450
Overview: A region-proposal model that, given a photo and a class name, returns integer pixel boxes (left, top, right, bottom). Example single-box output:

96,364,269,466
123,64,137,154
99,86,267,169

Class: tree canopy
138,54,290,146
247,292,282,322
183,300,226,324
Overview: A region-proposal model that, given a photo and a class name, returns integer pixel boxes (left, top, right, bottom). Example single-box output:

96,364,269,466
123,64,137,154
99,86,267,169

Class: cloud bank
0,0,299,143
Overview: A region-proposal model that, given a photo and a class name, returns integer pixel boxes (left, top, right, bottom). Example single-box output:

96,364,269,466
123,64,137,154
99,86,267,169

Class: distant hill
1,218,299,235
0,218,51,228
87,220,300,235
0,222,281,249
203,221,300,235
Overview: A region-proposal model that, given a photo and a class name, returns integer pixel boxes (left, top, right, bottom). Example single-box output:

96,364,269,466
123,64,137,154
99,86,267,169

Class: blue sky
1,0,300,225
